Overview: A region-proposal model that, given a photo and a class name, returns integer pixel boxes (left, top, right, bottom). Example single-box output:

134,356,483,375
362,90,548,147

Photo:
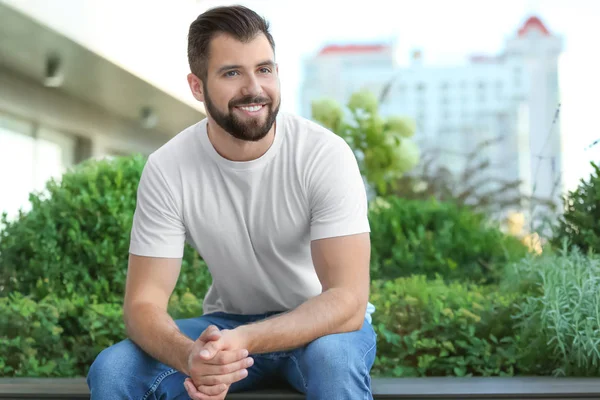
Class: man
87,5,376,400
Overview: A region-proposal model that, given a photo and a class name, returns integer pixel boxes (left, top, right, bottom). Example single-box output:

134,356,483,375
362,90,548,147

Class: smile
235,104,265,113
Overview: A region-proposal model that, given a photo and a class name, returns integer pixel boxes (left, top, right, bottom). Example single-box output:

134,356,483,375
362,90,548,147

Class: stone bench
2,377,600,399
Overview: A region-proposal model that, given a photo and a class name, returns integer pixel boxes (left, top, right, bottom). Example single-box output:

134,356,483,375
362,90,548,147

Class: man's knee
296,330,376,399
307,327,376,371
87,339,150,397
88,341,127,383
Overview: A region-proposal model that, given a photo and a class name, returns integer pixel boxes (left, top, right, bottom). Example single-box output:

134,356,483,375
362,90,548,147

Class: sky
197,0,600,193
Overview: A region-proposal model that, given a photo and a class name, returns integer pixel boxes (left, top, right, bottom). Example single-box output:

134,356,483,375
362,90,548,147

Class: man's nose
241,75,262,98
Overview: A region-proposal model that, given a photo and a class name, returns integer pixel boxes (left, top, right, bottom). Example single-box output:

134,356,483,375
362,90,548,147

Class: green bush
368,196,528,283
552,162,600,253
370,275,519,377
502,247,600,376
0,291,205,377
0,155,212,302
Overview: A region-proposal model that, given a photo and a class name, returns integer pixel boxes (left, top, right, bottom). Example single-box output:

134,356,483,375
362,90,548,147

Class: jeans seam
289,354,308,391
141,368,178,400
362,336,377,400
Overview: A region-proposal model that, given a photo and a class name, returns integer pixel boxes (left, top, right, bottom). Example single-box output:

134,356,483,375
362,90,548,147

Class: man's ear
187,73,205,102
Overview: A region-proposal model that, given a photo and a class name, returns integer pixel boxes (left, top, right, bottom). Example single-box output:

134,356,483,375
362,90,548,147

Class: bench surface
2,377,600,399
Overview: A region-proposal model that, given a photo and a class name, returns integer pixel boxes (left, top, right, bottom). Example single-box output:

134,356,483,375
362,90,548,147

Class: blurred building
301,16,564,215
0,1,204,219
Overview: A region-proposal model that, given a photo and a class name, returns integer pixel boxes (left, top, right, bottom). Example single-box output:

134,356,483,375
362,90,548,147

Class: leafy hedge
0,155,211,302
371,275,519,377
368,196,528,284
0,291,206,377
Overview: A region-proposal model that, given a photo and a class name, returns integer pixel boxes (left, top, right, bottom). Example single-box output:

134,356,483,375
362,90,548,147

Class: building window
514,68,521,87
0,113,77,221
477,82,486,103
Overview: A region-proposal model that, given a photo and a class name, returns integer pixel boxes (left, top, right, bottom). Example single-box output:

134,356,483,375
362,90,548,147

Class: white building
301,16,564,217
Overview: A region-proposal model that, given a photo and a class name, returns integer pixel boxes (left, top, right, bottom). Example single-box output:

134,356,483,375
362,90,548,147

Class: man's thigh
281,319,377,398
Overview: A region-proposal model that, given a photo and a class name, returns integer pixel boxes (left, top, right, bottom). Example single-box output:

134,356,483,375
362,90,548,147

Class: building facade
301,17,564,218
0,0,205,219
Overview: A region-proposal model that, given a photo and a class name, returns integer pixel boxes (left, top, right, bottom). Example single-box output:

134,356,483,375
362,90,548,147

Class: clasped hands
184,325,253,400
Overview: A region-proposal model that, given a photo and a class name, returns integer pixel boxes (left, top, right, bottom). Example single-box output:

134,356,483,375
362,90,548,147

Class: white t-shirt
129,112,375,322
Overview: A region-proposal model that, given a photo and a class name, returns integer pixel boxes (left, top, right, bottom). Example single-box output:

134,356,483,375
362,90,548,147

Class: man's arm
234,232,371,354
123,254,194,374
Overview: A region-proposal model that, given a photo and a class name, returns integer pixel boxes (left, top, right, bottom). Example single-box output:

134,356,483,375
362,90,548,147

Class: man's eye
259,67,272,74
225,71,239,77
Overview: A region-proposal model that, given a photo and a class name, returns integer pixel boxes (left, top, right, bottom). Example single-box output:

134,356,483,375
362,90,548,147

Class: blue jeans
87,312,377,399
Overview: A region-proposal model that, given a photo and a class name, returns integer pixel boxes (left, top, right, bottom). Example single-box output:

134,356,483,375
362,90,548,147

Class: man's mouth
235,104,266,114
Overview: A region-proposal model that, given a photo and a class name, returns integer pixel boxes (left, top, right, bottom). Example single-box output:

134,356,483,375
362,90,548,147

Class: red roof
318,44,388,56
518,16,550,37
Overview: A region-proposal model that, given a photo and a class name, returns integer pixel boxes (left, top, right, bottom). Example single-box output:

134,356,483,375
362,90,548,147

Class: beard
203,83,280,142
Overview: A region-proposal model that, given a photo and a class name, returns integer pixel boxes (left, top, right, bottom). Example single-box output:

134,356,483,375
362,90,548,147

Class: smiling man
87,5,376,400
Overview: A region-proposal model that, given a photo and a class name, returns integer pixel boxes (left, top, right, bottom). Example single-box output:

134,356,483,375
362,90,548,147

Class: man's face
200,33,280,142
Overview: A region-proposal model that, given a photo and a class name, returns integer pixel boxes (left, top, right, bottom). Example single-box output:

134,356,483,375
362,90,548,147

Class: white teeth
239,105,262,112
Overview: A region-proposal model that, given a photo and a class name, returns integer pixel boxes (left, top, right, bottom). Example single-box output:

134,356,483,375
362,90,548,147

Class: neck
206,120,276,162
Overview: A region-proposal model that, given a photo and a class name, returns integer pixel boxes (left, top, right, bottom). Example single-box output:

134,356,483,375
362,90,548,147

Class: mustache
229,96,271,107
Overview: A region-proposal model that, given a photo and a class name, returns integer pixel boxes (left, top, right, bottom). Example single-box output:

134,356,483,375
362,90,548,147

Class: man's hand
185,326,253,399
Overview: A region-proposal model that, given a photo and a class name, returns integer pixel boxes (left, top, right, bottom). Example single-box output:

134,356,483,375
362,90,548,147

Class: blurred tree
393,136,556,220
312,89,420,195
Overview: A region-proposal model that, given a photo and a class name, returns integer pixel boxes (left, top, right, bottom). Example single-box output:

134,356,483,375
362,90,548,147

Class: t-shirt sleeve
129,156,186,258
309,139,370,241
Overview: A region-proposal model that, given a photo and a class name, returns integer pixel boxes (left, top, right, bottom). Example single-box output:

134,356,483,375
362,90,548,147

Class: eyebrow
216,60,276,75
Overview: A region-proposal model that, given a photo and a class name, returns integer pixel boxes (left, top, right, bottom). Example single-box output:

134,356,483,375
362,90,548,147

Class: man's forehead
208,33,274,65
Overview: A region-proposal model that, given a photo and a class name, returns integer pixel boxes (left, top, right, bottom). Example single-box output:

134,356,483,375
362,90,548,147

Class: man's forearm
124,303,193,375
238,288,365,354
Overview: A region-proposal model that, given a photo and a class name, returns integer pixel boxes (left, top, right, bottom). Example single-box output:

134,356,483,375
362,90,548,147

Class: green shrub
370,275,519,377
0,293,77,377
503,247,600,376
0,155,212,302
368,196,528,283
552,162,600,253
0,291,205,377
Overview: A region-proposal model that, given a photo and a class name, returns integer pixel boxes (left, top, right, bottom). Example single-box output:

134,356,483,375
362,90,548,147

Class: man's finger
198,325,220,342
196,383,229,397
194,368,249,386
184,378,205,400
199,340,225,360
205,349,249,365
198,357,254,376
185,378,227,399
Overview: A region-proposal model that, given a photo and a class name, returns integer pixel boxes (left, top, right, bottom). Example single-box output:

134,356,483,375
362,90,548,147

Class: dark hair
187,5,275,80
